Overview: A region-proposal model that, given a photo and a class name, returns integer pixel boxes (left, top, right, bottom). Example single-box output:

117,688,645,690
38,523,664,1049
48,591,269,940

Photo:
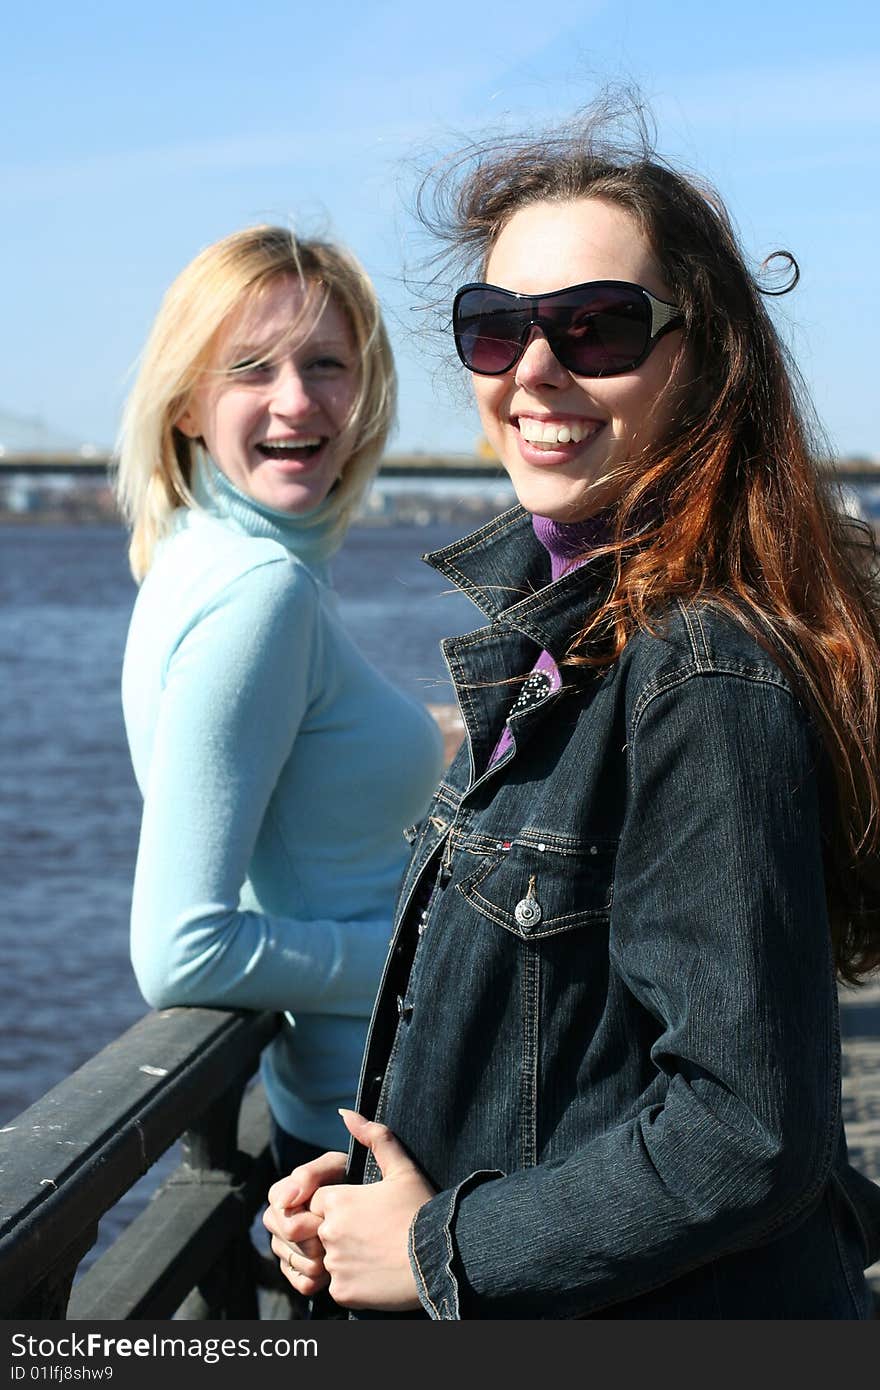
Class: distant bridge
0,451,509,478
1,450,879,484
1,401,876,482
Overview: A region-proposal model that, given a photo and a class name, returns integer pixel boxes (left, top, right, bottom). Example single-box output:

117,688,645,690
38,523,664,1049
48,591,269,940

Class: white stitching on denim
679,603,699,663
635,657,792,710
446,626,496,651
631,664,798,733
431,506,526,562
457,857,612,931
430,510,531,611
677,601,708,671
408,1223,442,1319
520,946,540,1168
693,605,711,663
447,828,617,857
445,650,479,786
627,668,804,798
679,605,697,663
516,829,615,854
460,886,611,932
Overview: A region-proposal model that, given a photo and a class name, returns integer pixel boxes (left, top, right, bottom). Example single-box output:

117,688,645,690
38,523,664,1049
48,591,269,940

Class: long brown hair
419,97,880,982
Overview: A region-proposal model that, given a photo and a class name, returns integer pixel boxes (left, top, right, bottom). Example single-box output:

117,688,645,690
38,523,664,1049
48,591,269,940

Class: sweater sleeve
129,556,392,1017
409,671,840,1318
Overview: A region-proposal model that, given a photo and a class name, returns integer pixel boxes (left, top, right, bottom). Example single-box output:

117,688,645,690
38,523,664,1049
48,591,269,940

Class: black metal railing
0,1006,295,1320
3,991,878,1320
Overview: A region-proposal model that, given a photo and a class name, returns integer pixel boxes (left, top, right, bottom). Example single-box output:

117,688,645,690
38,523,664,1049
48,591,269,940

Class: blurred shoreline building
1,415,878,527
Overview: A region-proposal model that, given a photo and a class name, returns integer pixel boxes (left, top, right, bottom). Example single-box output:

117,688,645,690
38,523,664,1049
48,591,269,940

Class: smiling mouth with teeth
516,418,602,447
256,437,325,461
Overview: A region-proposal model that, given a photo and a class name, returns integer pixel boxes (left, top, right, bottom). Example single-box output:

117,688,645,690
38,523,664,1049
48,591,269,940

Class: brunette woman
264,112,880,1318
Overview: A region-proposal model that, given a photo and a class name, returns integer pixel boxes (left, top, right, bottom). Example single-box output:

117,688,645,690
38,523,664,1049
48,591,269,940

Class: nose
270,361,316,419
513,326,570,391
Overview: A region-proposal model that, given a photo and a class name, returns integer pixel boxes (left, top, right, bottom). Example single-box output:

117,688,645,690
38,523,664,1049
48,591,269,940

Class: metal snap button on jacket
514,896,542,927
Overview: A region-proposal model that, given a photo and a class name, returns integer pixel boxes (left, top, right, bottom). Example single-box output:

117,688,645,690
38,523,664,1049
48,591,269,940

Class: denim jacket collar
423,506,616,790
422,504,615,661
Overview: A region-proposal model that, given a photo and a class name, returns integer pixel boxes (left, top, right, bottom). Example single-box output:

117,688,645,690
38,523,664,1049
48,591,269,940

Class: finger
309,1182,336,1220
279,1251,331,1299
292,1232,325,1261
267,1172,301,1211
268,1150,347,1213
338,1108,414,1179
270,1233,324,1263
270,1235,326,1283
271,1217,326,1263
262,1204,323,1245
287,1268,331,1298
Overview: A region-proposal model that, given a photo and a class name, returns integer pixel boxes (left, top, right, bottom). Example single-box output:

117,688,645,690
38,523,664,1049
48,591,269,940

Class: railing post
174,1079,261,1318
12,1226,98,1319
1,1007,281,1321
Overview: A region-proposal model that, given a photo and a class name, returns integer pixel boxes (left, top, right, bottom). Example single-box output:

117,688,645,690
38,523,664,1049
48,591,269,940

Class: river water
0,517,489,1117
0,514,493,1269
3,484,878,1274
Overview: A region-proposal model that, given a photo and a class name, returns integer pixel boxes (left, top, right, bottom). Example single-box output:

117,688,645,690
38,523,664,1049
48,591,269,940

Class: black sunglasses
452,279,684,378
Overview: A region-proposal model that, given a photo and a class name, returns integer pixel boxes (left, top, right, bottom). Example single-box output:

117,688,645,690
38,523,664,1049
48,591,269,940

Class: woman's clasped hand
264,1109,434,1311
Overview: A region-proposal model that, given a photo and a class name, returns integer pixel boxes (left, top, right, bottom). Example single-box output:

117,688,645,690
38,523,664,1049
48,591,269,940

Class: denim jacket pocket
456,834,615,940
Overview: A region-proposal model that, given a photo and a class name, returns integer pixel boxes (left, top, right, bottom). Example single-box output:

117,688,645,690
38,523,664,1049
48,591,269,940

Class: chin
262,484,331,515
508,483,601,523
516,466,628,522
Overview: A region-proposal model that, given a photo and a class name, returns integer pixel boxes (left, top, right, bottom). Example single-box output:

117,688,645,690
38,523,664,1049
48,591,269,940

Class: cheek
216,392,261,441
199,403,228,452
473,380,507,436
320,375,360,428
337,386,359,425
609,363,681,445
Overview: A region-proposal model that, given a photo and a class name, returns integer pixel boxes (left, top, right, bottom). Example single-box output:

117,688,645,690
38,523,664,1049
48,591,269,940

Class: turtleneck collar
532,511,613,582
191,456,341,583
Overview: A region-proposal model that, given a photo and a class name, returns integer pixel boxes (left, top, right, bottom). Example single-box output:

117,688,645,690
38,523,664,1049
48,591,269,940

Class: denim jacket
351,506,880,1319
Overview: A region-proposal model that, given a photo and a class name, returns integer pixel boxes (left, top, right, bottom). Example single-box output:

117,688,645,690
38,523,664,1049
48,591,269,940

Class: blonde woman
117,228,444,1227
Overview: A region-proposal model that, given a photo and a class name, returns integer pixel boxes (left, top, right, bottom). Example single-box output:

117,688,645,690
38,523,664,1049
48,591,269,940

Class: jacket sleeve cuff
408,1170,504,1320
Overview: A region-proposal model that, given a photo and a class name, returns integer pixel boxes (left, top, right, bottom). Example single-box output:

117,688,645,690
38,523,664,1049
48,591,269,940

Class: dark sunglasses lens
454,290,525,373
454,284,656,376
545,286,651,375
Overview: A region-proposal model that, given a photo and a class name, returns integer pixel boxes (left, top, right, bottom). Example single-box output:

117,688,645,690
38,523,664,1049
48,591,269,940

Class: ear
175,405,201,439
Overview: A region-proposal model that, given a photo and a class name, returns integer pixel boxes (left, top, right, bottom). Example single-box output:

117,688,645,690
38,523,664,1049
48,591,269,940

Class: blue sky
1,0,877,457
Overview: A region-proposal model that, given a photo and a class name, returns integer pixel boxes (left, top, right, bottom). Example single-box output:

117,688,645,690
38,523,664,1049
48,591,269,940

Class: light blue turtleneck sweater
122,460,444,1148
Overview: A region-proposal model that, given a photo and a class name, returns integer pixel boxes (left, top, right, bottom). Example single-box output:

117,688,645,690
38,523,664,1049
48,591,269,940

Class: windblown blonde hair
116,226,396,580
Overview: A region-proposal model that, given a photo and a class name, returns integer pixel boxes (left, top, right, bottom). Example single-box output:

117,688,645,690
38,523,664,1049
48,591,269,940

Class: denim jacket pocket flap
456,838,615,940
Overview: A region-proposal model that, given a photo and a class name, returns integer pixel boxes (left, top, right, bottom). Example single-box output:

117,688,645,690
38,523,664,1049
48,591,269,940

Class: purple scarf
488,512,611,767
